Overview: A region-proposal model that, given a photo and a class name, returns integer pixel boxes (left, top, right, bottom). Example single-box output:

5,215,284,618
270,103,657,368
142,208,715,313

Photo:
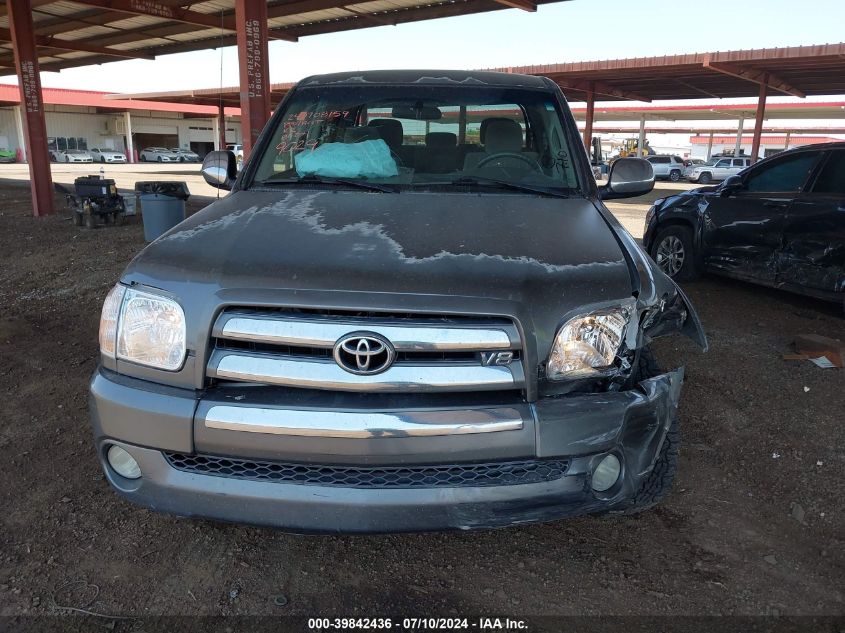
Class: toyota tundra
90,70,707,533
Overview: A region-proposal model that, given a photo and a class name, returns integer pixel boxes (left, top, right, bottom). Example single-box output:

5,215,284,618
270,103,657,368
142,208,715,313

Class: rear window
812,151,845,194
745,152,819,193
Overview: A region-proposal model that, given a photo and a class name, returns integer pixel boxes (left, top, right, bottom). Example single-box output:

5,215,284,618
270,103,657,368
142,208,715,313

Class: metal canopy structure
498,44,845,102
109,82,296,108
496,43,845,162
0,0,566,74
0,0,569,216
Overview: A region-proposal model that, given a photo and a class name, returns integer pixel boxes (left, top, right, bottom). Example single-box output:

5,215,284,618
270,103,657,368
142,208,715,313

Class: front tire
698,171,712,184
650,224,700,281
669,169,681,182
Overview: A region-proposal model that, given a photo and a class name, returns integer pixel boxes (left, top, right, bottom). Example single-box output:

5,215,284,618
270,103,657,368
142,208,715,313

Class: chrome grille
207,308,524,393
165,453,568,489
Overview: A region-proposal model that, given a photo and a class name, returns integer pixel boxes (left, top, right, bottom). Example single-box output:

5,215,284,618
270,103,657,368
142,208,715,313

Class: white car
58,149,94,163
139,147,180,162
169,148,200,162
686,156,753,184
89,148,127,163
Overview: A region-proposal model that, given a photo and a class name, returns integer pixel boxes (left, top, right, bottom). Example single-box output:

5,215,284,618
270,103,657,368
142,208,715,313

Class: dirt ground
0,181,843,622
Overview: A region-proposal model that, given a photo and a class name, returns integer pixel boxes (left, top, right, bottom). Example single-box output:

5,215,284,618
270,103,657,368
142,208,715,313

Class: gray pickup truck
90,70,706,533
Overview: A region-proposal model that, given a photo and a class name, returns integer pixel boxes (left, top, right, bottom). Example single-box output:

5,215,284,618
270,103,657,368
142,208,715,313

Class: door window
715,159,731,168
732,159,745,167
811,151,845,194
744,152,819,193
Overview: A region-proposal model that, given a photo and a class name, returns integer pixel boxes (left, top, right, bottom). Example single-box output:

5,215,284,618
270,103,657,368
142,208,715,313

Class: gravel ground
0,182,843,621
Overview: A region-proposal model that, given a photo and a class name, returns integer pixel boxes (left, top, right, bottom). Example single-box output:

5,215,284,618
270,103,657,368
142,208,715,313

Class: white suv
226,144,244,168
646,155,685,182
686,156,752,184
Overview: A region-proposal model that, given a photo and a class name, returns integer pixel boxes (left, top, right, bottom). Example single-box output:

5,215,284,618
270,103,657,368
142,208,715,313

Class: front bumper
89,367,683,533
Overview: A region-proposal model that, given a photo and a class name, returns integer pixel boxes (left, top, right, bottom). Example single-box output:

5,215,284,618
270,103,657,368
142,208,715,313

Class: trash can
135,181,190,241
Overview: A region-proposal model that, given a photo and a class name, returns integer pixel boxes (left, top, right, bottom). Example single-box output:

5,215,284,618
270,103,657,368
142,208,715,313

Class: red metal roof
0,83,240,116
690,135,842,144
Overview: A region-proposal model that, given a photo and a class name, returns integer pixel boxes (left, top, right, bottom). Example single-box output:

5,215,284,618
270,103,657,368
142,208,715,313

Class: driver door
700,151,821,284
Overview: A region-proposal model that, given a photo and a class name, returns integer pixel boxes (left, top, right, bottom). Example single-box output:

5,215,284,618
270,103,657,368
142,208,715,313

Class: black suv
90,70,706,533
645,142,845,311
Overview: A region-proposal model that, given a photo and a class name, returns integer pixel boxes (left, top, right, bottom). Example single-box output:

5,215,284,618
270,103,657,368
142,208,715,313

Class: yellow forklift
616,137,655,158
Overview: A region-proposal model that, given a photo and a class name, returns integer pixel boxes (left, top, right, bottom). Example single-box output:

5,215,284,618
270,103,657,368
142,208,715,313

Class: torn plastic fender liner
590,200,707,352
641,281,708,351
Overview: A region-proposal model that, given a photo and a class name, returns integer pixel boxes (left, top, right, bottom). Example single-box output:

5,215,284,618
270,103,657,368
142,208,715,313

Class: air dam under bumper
89,368,683,533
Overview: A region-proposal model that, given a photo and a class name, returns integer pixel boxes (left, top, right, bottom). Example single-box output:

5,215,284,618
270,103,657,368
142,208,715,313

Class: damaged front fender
640,281,708,351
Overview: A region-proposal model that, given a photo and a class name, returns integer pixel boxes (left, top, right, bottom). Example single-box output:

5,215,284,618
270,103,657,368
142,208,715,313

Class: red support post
583,83,595,155
750,74,768,164
218,102,227,150
235,0,270,159
7,0,54,217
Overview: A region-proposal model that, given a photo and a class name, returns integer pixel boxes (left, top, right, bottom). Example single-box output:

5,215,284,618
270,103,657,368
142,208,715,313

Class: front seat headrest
481,118,523,154
367,119,404,152
343,127,382,143
425,132,457,147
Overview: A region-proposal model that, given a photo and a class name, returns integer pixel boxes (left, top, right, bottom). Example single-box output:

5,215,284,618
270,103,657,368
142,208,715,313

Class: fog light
107,445,141,479
591,454,621,492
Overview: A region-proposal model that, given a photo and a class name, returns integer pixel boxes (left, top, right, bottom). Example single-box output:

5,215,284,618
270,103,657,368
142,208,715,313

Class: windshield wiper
448,176,571,198
258,174,398,193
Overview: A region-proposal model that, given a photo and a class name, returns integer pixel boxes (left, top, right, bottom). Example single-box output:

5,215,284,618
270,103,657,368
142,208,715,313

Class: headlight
546,307,631,380
99,284,186,371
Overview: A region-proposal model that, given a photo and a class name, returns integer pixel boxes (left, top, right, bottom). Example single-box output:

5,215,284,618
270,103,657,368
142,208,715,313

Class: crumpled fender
593,201,708,352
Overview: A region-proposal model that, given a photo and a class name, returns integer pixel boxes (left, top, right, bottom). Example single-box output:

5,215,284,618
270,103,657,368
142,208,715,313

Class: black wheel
114,212,125,226
140,154,146,162
157,156,163,162
669,169,681,182
697,171,712,184
619,349,680,514
650,224,699,281
84,212,96,230
101,156,106,163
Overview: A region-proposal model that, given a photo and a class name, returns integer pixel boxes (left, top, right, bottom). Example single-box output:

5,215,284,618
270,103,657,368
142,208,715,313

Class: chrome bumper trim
203,405,524,438
208,350,524,392
215,315,514,351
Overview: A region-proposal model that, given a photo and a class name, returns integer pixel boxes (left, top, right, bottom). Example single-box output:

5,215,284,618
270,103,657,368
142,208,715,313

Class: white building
0,84,241,161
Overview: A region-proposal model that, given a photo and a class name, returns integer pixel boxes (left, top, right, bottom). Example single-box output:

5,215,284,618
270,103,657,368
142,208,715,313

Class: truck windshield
252,85,581,193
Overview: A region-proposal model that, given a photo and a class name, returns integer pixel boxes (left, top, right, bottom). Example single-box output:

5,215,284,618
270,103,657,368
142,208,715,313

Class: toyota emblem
333,332,396,375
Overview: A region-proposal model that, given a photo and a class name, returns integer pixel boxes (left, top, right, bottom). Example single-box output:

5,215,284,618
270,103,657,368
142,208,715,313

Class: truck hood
124,189,633,311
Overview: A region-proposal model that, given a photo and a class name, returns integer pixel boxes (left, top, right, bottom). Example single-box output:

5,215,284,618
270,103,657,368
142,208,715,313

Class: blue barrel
139,193,186,241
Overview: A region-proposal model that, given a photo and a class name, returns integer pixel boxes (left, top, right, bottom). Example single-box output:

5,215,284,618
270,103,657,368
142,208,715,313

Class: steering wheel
476,152,542,175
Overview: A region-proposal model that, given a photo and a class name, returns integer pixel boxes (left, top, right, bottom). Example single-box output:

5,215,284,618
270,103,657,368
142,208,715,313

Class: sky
13,0,845,94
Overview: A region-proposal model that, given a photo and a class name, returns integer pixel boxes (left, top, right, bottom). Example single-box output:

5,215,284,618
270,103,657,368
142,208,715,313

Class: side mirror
201,150,238,190
720,175,743,196
598,157,655,200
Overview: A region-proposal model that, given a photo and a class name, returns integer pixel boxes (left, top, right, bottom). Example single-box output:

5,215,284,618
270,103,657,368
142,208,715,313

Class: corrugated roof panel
98,15,171,29
54,26,118,41
164,29,223,42
269,9,355,28
189,0,235,14
32,1,90,18
350,0,428,11
52,50,97,60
